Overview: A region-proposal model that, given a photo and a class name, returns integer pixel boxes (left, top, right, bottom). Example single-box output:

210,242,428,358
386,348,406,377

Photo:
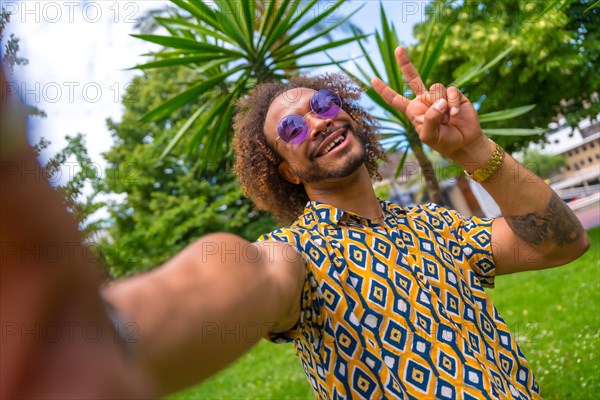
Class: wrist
450,136,496,173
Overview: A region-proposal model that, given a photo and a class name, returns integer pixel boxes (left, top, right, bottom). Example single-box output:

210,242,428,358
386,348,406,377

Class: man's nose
307,114,333,141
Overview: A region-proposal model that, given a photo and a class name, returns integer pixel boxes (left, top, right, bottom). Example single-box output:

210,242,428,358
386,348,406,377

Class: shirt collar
300,199,407,227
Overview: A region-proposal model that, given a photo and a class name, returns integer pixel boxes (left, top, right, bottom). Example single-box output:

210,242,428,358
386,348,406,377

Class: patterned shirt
259,200,541,399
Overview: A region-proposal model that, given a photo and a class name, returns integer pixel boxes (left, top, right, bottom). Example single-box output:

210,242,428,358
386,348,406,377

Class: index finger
395,47,426,96
371,77,410,114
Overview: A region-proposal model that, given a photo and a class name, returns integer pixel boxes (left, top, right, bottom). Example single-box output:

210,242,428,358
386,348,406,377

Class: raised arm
372,47,590,275
103,236,305,395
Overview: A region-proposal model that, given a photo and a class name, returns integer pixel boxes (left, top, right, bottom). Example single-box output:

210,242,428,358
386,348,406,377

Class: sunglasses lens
310,89,342,119
277,114,308,144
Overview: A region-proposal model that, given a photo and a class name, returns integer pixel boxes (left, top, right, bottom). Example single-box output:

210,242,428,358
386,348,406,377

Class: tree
96,66,276,278
34,134,104,240
333,5,543,205
107,0,372,265
131,0,366,163
0,9,26,71
412,0,600,152
2,8,100,237
1,8,45,118
27,0,362,278
33,65,275,279
518,150,566,179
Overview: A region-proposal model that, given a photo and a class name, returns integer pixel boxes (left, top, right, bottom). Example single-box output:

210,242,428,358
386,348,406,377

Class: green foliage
344,4,545,151
332,4,542,204
518,150,566,179
488,226,600,398
0,8,27,72
133,0,366,163
3,8,96,240
97,66,276,277
41,134,104,239
412,0,600,152
585,0,600,12
39,66,276,278
170,340,312,399
1,8,46,118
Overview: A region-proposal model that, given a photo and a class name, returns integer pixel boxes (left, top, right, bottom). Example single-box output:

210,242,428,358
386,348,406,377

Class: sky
4,0,427,173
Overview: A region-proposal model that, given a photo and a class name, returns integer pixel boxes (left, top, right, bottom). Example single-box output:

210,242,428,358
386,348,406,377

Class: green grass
172,227,599,399
170,340,312,399
487,226,600,399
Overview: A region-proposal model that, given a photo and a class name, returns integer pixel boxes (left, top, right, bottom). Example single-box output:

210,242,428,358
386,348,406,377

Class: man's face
263,88,367,185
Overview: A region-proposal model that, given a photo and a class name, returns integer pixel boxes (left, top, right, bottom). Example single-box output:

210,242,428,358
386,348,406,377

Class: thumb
421,98,447,144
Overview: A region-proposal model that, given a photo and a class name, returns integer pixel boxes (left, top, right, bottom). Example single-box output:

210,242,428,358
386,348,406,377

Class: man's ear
278,161,301,185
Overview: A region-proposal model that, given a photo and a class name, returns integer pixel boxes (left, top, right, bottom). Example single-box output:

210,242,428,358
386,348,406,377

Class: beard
291,123,368,184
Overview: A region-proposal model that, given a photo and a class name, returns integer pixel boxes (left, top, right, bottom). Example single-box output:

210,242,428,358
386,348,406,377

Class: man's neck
304,165,383,220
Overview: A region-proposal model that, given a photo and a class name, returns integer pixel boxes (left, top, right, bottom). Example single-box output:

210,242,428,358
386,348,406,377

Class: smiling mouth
318,133,346,157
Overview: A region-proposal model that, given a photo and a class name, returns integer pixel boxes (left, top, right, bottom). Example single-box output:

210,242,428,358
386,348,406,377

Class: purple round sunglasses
275,89,342,145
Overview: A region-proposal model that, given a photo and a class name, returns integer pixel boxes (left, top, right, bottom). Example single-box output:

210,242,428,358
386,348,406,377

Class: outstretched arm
103,236,304,395
1,65,153,398
372,47,590,274
1,64,304,398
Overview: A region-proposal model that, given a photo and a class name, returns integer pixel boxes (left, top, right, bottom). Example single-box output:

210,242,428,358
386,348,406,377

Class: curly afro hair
232,73,386,226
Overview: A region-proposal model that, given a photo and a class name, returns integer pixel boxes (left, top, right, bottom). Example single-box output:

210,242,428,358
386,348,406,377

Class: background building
378,116,599,224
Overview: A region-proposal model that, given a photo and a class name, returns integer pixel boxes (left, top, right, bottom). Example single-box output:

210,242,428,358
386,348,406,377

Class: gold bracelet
466,142,505,183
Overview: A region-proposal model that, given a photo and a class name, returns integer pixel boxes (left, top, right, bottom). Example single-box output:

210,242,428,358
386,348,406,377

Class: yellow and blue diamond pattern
259,201,541,399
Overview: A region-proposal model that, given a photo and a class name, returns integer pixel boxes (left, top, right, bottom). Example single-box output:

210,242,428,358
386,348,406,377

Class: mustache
321,120,352,135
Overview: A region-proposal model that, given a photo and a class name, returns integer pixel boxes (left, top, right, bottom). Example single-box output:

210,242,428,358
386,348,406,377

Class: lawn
487,226,600,399
172,227,599,399
170,339,312,399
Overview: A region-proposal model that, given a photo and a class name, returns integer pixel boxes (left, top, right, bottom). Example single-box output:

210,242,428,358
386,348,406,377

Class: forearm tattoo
505,192,585,246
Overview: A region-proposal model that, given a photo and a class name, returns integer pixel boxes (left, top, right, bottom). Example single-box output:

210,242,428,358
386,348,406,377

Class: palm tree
332,4,545,204
131,0,367,163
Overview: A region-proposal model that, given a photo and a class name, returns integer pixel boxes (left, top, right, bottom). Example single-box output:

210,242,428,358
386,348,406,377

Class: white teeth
321,135,345,156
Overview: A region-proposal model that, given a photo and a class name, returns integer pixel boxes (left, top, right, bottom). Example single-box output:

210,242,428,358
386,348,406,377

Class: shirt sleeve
257,229,315,343
434,205,497,288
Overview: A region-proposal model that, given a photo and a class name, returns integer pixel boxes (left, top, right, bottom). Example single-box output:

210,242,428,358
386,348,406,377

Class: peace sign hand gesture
371,47,488,159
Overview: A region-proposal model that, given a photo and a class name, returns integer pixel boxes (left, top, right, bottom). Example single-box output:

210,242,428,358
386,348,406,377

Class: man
231,47,589,399
1,48,588,398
